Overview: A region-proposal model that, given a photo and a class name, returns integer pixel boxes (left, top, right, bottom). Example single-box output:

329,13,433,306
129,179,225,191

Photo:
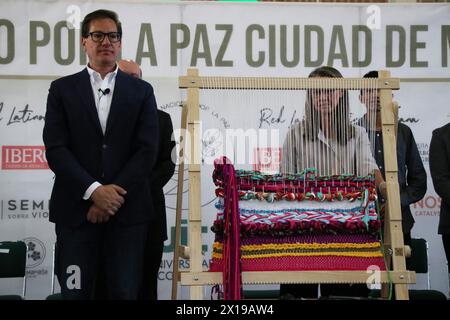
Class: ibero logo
1,146,48,169
253,147,281,173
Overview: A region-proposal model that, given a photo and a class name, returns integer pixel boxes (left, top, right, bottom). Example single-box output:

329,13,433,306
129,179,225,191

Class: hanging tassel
361,188,370,231
214,156,242,300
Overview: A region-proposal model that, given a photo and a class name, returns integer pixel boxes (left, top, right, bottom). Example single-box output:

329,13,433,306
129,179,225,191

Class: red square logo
253,147,281,173
2,146,49,170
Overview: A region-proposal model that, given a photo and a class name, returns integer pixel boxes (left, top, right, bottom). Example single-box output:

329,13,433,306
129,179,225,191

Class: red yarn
215,157,242,300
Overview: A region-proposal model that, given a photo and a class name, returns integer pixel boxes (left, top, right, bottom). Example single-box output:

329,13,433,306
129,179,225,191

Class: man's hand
379,181,388,199
90,184,127,215
117,59,142,79
86,204,111,224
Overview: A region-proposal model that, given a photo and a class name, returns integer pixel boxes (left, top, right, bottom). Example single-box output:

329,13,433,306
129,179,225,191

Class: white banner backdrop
0,0,449,299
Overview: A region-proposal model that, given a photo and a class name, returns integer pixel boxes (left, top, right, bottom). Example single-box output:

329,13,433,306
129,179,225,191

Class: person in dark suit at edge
117,60,176,300
43,9,159,299
358,70,427,251
430,122,450,297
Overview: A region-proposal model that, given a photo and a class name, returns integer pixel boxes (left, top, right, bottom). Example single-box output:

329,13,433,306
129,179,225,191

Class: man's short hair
361,70,379,94
81,9,122,38
363,70,379,78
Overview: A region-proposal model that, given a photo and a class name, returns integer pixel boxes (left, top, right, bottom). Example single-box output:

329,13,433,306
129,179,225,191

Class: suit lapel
75,69,103,136
105,70,126,137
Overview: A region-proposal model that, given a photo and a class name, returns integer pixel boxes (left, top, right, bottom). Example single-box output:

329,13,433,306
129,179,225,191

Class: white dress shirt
82,64,118,200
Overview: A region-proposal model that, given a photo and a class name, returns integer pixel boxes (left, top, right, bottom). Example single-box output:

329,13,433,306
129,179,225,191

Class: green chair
0,241,27,299
407,238,430,288
243,289,280,299
46,293,62,300
370,238,447,300
50,243,57,295
407,238,446,299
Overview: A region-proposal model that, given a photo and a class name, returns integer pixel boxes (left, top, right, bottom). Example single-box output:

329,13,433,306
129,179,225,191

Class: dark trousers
443,234,450,274
56,219,148,300
139,241,164,300
94,233,165,300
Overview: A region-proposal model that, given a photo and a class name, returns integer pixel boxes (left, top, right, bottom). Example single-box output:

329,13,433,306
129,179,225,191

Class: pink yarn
215,157,242,300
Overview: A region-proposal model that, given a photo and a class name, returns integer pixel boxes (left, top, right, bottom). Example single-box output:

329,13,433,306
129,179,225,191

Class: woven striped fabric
210,234,386,272
212,201,380,237
209,168,386,272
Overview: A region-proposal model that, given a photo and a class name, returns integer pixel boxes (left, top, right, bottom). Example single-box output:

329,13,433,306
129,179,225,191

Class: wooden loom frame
171,68,416,300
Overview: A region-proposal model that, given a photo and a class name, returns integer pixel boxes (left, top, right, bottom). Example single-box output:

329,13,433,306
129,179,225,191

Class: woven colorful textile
210,234,385,271
212,200,380,237
210,165,386,272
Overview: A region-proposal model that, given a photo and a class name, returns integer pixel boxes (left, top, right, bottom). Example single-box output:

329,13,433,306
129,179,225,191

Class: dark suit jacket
430,123,450,234
43,68,159,227
375,123,426,233
359,119,427,233
148,110,175,243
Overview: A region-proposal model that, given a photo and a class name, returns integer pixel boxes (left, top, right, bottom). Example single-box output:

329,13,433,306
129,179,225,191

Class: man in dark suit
142,109,175,300
359,71,427,248
117,60,176,300
430,123,450,295
43,10,159,299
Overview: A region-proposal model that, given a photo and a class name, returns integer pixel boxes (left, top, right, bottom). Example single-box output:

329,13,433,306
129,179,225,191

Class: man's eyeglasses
88,31,121,43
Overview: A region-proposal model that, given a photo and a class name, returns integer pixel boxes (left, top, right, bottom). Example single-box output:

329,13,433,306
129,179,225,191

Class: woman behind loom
282,66,381,178
280,66,384,299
